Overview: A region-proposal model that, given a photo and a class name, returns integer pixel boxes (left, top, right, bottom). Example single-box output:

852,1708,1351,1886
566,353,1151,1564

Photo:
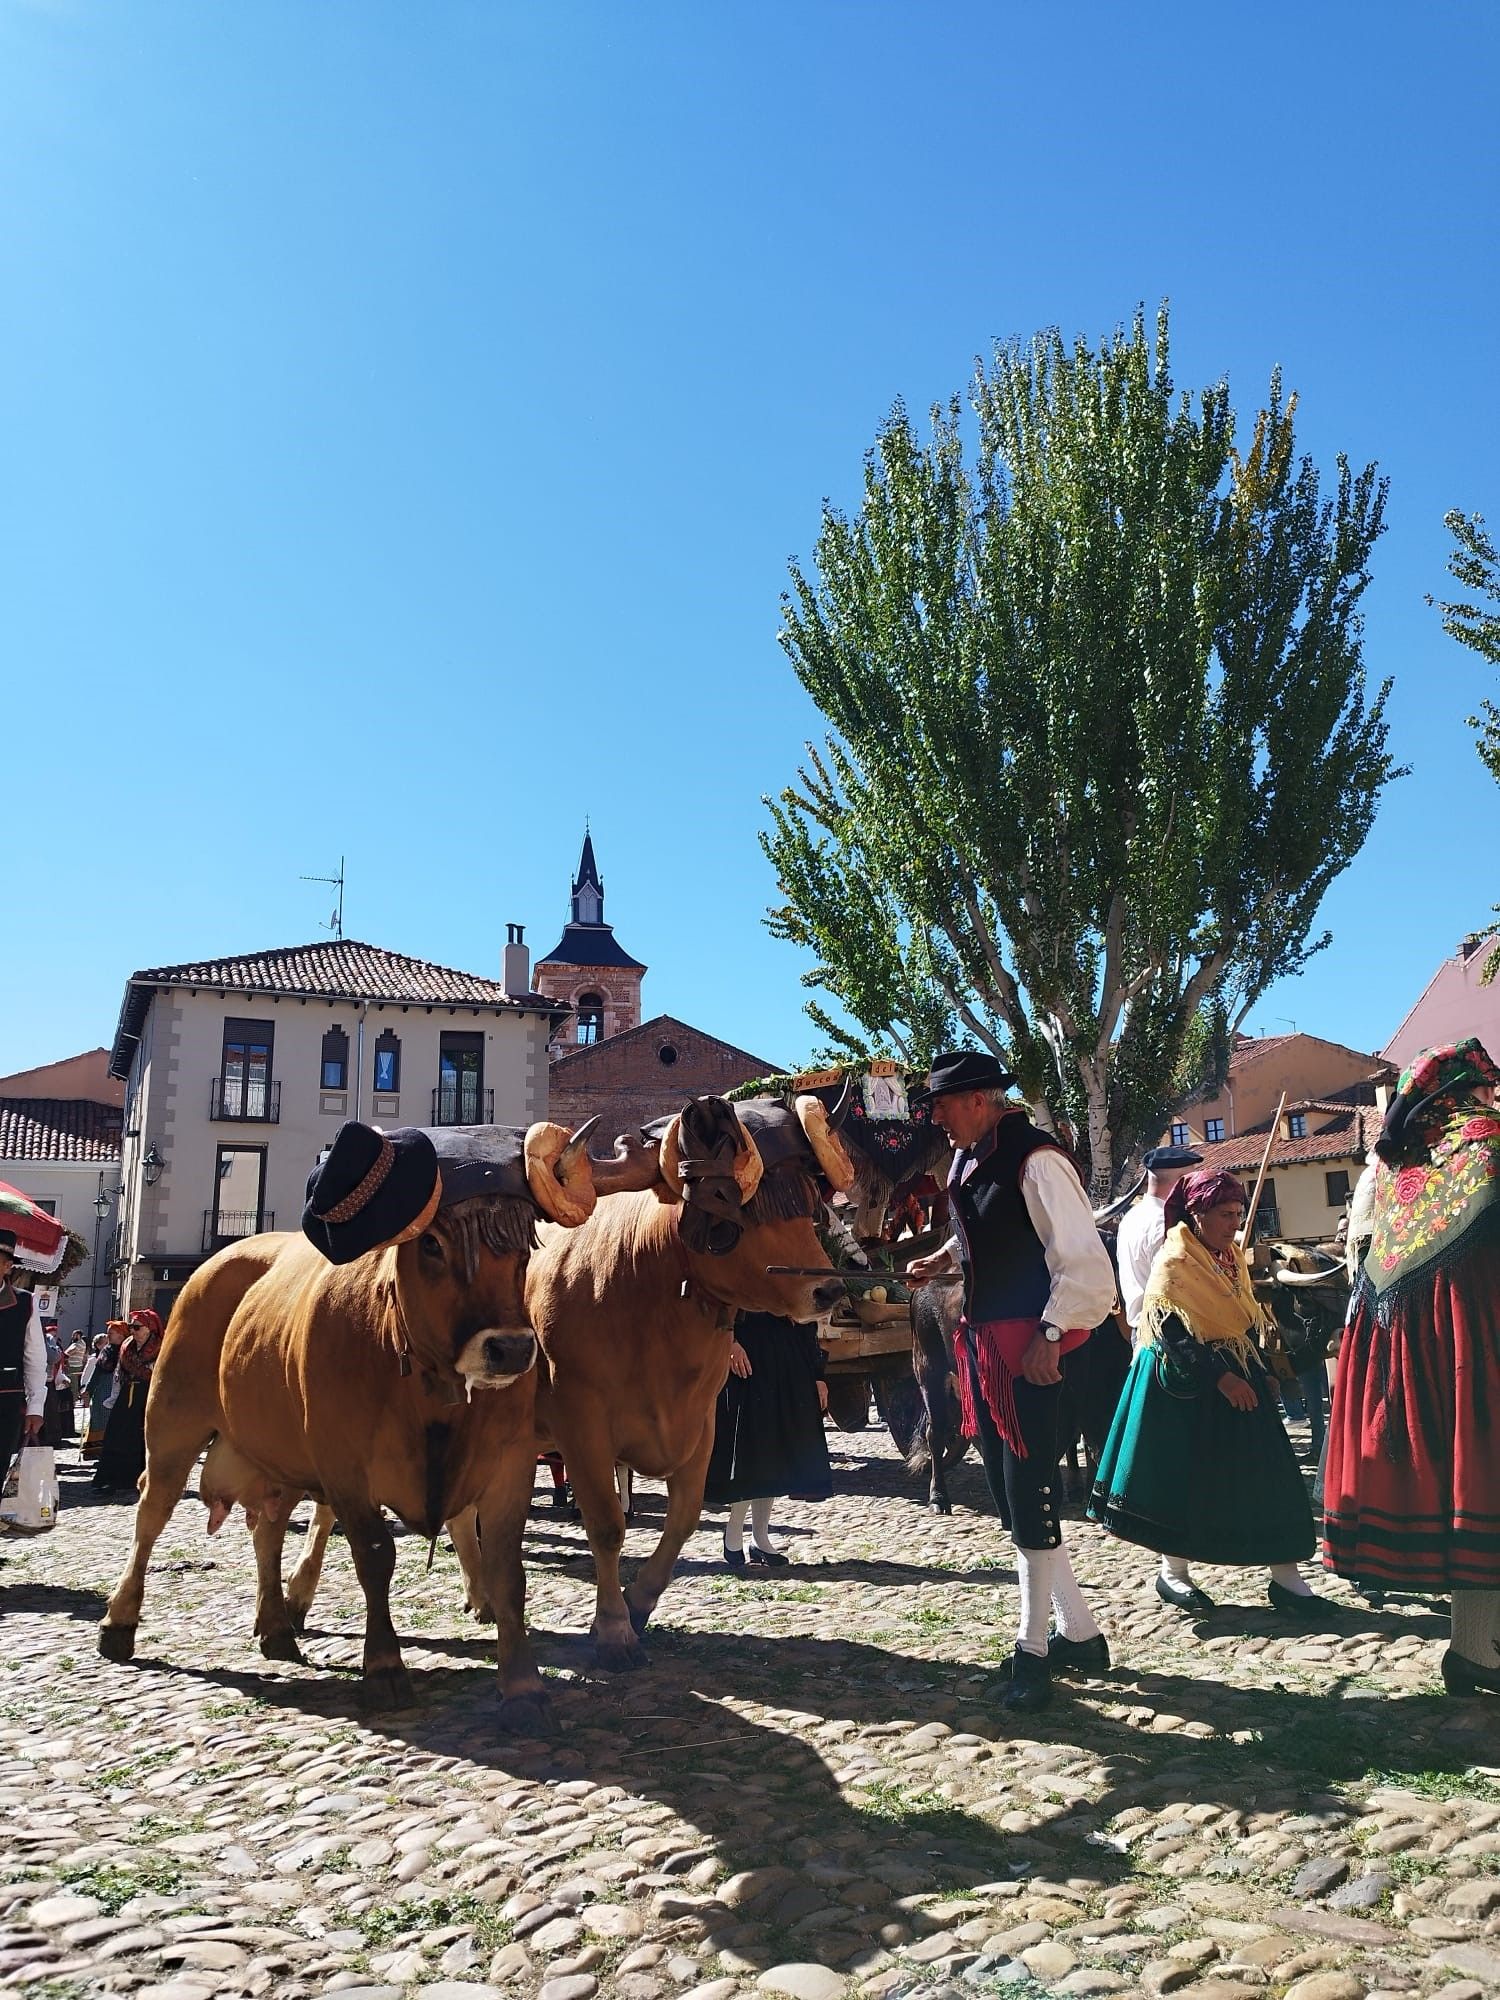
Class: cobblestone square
2,1432,1496,2000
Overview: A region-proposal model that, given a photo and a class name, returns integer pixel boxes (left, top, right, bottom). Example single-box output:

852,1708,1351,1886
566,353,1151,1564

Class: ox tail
904,1422,933,1478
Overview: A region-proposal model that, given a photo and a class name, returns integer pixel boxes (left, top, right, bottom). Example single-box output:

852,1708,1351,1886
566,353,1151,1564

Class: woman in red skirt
1323,1038,1500,1695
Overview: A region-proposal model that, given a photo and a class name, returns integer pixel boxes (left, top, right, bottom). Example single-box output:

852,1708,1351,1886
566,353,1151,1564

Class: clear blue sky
4,1,1497,1079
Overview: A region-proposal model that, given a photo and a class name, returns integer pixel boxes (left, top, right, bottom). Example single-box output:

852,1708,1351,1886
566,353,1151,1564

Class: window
1170,1122,1190,1147
221,1018,274,1118
1326,1169,1352,1207
576,992,604,1045
1205,1118,1224,1143
1288,1112,1308,1139
320,1026,349,1091
212,1146,266,1241
657,1042,679,1066
32,1198,57,1216
437,1032,484,1124
373,1029,401,1095
1256,1179,1280,1238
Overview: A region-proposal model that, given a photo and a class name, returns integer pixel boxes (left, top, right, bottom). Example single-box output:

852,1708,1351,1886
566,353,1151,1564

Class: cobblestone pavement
2,1425,1497,2000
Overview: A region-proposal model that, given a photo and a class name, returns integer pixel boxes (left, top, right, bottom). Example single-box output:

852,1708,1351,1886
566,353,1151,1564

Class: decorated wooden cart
729,1062,965,1462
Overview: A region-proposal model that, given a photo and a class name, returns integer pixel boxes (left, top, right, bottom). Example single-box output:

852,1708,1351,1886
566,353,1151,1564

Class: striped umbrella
0,1182,68,1274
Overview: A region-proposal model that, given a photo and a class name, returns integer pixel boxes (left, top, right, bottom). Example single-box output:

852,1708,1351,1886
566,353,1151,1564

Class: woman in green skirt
1089,1169,1329,1620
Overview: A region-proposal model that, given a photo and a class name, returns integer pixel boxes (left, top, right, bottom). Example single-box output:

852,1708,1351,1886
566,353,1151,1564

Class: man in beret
0,1232,47,1488
1115,1143,1203,1338
907,1051,1117,1712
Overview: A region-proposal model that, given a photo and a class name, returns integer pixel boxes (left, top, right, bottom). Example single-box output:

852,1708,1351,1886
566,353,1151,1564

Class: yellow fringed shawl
1139,1221,1269,1361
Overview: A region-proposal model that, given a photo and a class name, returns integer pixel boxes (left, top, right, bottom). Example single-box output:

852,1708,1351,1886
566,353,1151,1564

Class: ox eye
418,1232,443,1258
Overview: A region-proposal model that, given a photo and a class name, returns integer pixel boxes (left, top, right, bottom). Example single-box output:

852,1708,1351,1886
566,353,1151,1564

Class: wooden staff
1241,1090,1287,1244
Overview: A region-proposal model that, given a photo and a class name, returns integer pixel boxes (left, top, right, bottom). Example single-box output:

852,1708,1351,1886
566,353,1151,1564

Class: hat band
321,1136,397,1224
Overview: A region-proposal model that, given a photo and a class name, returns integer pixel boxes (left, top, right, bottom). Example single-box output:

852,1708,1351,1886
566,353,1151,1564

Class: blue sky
4,1,1497,1078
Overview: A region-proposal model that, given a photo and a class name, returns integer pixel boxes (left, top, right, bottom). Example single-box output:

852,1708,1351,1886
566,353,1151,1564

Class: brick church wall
548,1018,778,1139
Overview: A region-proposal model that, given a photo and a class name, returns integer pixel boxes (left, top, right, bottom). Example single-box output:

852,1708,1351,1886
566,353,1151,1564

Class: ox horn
659,1114,686,1200
1093,1171,1147,1227
588,1130,665,1196
793,1093,855,1194
524,1121,598,1229
828,1074,853,1128
729,1110,764,1204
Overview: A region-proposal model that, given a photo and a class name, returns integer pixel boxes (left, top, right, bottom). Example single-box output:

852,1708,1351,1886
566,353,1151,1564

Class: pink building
1384,933,1500,1070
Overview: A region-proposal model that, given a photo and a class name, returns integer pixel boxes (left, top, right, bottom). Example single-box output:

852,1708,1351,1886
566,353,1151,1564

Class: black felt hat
911,1049,1017,1105
0,1230,16,1256
1142,1143,1203,1171
302,1123,441,1265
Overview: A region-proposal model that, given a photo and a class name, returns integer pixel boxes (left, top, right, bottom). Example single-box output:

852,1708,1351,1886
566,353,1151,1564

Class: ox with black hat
905,1050,1117,1712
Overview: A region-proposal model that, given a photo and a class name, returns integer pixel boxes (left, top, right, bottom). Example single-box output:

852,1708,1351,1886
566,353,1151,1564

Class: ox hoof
498,1693,557,1738
467,1599,497,1625
286,1604,310,1636
97,1623,137,1664
258,1629,305,1664
361,1665,418,1712
626,1600,653,1637
593,1639,647,1673
929,1496,952,1516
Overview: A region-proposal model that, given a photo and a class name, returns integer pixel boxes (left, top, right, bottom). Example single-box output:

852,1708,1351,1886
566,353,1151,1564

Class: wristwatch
1041,1322,1063,1344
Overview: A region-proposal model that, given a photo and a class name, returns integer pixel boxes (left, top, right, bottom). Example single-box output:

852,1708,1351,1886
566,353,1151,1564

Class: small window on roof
1289,1112,1308,1139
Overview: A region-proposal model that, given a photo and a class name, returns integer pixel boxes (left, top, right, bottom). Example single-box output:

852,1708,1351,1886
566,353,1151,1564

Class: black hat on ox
0,1229,16,1256
911,1049,1017,1105
1142,1143,1203,1172
302,1123,442,1265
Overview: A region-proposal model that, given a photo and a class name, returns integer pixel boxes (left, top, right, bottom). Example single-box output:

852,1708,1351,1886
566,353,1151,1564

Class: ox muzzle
453,1326,539,1393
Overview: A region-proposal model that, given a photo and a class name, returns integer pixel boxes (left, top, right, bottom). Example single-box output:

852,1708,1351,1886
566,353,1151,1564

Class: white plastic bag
0,1445,59,1532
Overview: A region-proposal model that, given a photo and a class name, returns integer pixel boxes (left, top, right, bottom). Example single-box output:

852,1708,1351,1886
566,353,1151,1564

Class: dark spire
536,828,647,971
572,829,603,922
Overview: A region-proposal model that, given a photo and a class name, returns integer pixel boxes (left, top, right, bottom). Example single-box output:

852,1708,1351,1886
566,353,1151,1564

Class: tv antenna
301,856,346,939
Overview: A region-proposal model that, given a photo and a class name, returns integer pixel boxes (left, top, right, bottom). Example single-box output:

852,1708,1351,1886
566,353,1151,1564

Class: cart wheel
824,1376,872,1432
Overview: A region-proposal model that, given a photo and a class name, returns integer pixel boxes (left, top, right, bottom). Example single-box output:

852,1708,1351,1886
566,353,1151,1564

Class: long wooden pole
1241,1091,1287,1244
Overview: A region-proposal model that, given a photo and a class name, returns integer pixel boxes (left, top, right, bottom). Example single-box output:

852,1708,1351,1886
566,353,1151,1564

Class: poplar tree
764,310,1400,1196
1432,507,1500,979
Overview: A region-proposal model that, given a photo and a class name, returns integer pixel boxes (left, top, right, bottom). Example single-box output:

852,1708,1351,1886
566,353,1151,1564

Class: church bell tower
533,831,646,1048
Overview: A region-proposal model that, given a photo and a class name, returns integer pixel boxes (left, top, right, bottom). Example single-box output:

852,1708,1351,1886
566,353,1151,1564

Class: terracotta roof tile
0,1098,124,1163
1191,1104,1381,1172
111,940,566,1078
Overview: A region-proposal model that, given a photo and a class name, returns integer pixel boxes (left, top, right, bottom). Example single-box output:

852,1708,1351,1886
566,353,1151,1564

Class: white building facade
107,938,566,1323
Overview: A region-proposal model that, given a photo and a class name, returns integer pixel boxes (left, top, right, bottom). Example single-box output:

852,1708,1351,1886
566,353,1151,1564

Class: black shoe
1047,1631,1111,1675
722,1539,745,1569
747,1543,789,1568
1268,1579,1336,1621
1156,1572,1215,1615
1001,1646,1052,1712
1441,1648,1500,1697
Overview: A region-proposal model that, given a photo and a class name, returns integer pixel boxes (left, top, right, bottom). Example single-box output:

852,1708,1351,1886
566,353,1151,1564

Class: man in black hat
0,1232,48,1485
1115,1143,1203,1337
906,1051,1116,1712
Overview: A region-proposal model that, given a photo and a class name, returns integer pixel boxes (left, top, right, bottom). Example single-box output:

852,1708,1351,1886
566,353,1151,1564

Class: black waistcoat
0,1292,29,1395
948,1112,1065,1322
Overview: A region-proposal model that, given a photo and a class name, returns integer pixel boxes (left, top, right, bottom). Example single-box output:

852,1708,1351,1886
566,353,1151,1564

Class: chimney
502,922,530,996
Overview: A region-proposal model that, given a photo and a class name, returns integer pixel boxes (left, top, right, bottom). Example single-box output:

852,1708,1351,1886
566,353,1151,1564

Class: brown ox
516,1094,851,1670
97,1120,618,1730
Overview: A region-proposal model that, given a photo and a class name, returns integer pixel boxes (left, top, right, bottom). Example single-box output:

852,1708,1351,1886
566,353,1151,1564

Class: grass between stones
356,1891,514,1953
59,1857,188,1912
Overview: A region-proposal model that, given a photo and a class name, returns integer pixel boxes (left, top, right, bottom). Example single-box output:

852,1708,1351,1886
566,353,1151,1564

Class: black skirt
703,1314,832,1506
92,1376,149,1495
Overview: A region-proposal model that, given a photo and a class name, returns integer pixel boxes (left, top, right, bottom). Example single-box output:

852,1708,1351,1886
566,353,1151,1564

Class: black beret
1143,1144,1203,1171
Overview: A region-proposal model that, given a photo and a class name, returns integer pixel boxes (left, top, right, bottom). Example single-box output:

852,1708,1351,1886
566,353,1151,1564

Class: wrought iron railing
431,1086,494,1126
210,1076,281,1123
203,1209,275,1251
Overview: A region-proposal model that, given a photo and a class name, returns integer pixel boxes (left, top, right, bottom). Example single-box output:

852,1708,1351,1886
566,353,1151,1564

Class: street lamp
94,1186,112,1220
142,1146,164,1186
89,1173,116,1339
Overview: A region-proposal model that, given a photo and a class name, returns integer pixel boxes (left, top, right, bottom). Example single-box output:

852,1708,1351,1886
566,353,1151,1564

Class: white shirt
1020,1148,1119,1332
1115,1191,1168,1330
3,1289,48,1419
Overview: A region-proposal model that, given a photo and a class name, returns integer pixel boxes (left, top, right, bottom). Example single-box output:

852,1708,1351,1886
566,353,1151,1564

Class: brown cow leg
476,1455,554,1735
566,1428,642,1671
337,1501,415,1710
447,1506,492,1622
253,1503,307,1662
285,1503,337,1634
625,1416,714,1637
99,1425,213,1662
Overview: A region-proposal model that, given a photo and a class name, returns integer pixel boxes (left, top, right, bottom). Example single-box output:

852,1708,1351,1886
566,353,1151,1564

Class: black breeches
960,1347,1069,1549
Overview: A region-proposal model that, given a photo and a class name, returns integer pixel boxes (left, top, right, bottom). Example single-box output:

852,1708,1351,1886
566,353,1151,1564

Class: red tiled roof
111,940,567,1077
1191,1104,1381,1173
0,1098,124,1163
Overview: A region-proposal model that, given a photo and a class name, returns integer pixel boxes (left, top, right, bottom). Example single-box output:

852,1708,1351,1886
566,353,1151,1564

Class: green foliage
357,1892,514,1952
765,307,1400,1191
60,1859,186,1912
1431,508,1500,980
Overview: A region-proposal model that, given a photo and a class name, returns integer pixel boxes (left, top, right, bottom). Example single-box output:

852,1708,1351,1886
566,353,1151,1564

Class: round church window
657,1042,680,1066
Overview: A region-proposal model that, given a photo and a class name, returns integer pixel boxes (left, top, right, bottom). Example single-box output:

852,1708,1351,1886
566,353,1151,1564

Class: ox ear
793,1093,856,1194
658,1114,686,1201
524,1121,598,1229
729,1110,764,1204
589,1131,664,1196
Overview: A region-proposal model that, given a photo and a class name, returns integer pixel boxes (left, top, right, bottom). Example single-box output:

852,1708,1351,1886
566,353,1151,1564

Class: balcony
431,1086,494,1127
210,1076,281,1123
203,1209,275,1252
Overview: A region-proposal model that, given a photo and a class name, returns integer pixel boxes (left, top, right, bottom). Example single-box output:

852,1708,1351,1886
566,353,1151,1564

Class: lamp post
89,1174,113,1339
